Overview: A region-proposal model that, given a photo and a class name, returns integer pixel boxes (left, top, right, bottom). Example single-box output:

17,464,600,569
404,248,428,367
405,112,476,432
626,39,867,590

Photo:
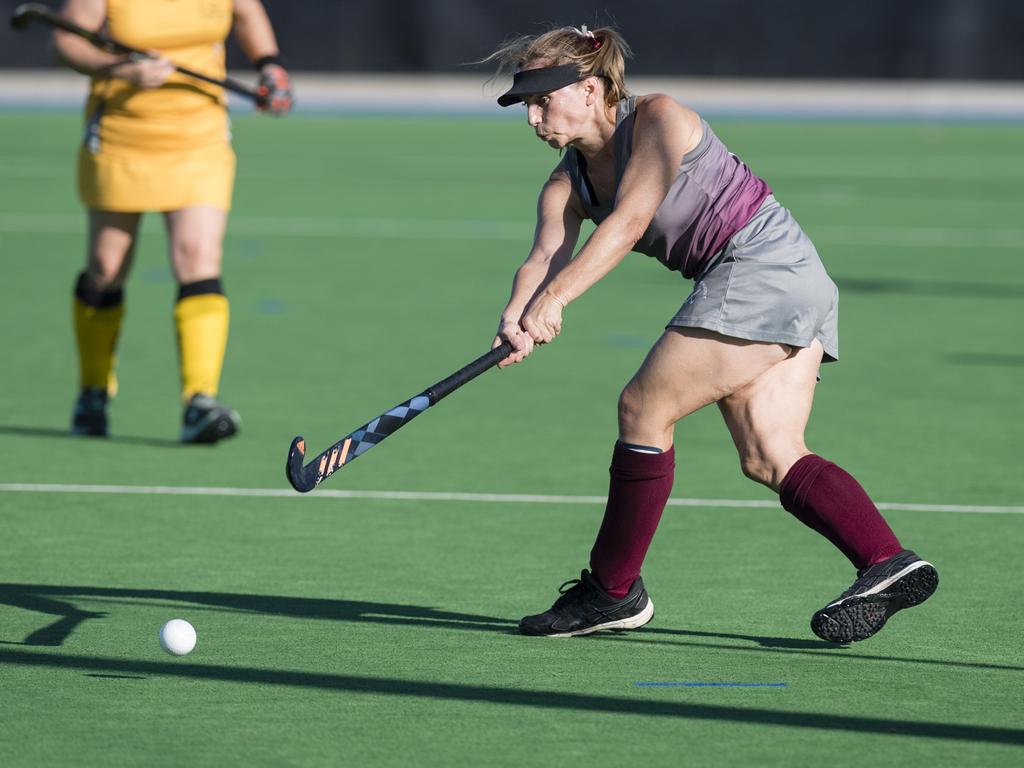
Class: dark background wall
3,0,1023,79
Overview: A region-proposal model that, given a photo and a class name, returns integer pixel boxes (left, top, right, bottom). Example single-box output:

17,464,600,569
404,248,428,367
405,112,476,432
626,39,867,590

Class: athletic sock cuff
177,278,225,301
619,441,663,454
611,441,675,480
74,272,123,308
779,454,831,511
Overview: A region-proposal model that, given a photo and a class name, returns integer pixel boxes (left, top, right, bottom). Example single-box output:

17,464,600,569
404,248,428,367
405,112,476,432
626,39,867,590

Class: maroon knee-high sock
589,442,675,598
779,454,903,569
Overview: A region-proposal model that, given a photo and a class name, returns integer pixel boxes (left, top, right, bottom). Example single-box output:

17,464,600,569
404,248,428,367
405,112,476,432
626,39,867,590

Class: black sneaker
519,569,654,637
71,388,109,437
811,549,938,643
181,394,241,444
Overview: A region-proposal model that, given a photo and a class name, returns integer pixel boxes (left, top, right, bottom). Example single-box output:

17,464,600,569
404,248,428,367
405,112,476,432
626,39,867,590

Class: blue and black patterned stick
286,341,514,492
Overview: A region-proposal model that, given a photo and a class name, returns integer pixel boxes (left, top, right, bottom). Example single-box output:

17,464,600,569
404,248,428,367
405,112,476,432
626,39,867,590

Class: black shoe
811,549,938,643
71,388,109,437
519,569,654,637
181,394,241,444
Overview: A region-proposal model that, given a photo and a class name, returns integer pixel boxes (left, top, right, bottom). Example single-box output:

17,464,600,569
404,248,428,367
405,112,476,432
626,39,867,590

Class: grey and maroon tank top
564,96,771,279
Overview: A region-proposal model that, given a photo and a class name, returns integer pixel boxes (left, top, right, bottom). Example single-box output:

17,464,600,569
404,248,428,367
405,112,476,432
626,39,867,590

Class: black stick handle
427,341,512,404
11,3,262,103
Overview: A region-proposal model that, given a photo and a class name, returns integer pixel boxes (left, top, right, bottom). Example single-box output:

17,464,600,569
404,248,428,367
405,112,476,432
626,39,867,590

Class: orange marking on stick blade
296,439,305,454
338,438,352,466
326,448,340,474
318,456,328,475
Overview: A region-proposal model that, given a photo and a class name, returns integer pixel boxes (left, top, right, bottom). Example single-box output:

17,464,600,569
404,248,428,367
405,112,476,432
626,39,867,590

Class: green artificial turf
1,110,1021,766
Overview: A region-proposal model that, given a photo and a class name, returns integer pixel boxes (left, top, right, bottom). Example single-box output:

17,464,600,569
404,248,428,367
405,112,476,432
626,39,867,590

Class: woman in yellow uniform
54,0,292,443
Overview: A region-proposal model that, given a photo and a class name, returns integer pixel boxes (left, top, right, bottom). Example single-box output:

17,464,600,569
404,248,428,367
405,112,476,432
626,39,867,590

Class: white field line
5,158,1024,181
0,483,1021,514
5,71,1024,119
1,212,1023,249
0,213,526,241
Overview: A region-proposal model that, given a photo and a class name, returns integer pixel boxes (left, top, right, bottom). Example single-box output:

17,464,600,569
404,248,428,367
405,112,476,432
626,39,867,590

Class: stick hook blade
286,435,316,493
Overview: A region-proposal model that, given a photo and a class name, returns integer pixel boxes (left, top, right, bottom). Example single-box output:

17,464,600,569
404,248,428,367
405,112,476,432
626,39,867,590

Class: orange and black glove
255,56,293,115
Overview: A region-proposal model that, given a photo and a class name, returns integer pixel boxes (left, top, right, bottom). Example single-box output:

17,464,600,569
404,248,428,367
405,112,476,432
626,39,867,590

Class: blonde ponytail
484,24,632,106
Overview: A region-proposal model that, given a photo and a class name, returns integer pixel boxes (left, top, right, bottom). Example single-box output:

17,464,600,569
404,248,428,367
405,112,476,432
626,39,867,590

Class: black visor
496,64,584,107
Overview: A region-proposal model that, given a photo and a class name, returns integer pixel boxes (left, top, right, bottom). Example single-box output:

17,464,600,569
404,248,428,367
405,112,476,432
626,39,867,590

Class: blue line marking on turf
635,682,788,688
256,298,287,315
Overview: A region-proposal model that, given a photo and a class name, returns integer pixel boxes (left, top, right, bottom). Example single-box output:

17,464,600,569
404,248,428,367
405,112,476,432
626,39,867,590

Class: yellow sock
73,278,124,393
174,289,229,402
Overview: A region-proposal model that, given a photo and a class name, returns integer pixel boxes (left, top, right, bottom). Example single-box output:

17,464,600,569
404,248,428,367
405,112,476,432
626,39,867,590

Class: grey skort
668,195,839,361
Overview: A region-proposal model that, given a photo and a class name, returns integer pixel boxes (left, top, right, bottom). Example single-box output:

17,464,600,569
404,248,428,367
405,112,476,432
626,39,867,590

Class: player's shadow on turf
640,626,837,649
3,584,1022,676
2,648,1023,747
0,425,180,447
589,628,1024,674
0,584,515,647
496,623,834,649
946,352,1024,368
835,276,1024,300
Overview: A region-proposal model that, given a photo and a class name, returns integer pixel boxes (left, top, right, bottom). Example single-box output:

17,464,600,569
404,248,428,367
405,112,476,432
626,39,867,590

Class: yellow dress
78,0,236,212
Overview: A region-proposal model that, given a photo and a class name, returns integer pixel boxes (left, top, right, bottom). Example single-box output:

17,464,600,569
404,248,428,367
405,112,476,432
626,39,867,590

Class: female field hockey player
55,0,292,443
488,25,938,643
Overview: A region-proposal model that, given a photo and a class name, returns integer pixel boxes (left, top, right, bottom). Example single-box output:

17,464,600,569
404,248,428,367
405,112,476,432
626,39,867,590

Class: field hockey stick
286,341,514,493
10,2,264,105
